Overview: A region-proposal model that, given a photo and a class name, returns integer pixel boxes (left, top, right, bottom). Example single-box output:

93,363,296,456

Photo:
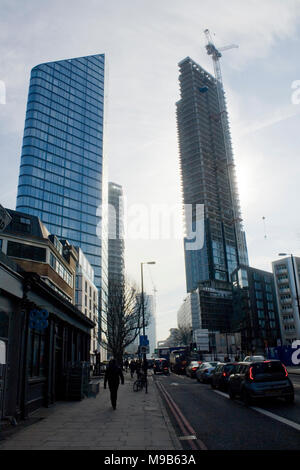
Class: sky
1,0,300,341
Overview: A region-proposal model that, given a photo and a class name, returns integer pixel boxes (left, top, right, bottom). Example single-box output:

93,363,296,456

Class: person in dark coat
104,359,124,410
135,360,142,378
129,360,136,378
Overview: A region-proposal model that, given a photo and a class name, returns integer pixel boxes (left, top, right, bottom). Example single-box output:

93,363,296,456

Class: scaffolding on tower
204,29,248,266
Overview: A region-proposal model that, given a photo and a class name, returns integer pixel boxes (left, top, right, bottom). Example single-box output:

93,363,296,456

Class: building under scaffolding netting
177,56,248,295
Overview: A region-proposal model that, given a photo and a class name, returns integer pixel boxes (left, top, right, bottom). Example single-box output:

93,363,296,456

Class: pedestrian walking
135,360,142,378
104,358,124,410
124,359,129,372
129,360,136,378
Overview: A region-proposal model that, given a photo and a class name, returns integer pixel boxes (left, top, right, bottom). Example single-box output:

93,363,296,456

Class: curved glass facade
16,54,107,296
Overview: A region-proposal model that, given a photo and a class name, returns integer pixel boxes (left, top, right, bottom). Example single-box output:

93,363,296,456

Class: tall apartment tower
272,256,300,345
15,54,108,311
176,57,248,293
108,182,125,287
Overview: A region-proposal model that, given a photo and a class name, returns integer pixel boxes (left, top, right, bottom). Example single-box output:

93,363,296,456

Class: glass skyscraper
16,54,108,302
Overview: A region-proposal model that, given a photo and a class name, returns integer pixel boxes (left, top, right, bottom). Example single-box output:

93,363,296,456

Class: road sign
139,335,149,347
29,309,49,330
0,205,12,232
140,345,149,354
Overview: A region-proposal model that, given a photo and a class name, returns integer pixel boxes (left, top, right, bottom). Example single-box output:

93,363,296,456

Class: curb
152,375,183,451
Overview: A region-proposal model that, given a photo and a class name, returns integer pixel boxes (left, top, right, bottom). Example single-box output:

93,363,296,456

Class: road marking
170,382,179,386
250,407,300,432
213,390,229,399
179,435,197,440
212,390,300,433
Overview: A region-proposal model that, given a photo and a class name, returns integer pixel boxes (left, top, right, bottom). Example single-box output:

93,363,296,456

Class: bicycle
133,372,148,393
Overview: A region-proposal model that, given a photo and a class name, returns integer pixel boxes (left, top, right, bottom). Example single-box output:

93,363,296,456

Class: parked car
196,362,219,383
243,355,265,362
211,362,239,391
228,360,294,406
186,360,202,378
153,358,170,375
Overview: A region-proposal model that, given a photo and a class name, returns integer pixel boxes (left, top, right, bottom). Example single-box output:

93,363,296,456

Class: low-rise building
196,281,233,333
272,256,300,345
75,247,99,363
231,265,281,355
0,209,77,304
0,209,100,366
0,251,94,423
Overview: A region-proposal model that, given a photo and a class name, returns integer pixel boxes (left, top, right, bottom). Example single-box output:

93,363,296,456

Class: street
154,372,300,450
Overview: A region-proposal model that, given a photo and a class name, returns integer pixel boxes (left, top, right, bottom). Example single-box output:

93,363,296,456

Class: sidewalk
0,372,182,450
287,367,300,375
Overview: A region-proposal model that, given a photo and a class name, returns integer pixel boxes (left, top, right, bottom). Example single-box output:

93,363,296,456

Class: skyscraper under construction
177,56,248,291
176,56,248,332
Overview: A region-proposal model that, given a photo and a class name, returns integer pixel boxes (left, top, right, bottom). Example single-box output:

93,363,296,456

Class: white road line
179,435,197,441
212,390,300,432
250,407,300,432
213,390,229,399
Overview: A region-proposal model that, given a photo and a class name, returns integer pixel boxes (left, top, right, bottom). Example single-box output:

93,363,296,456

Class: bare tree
166,326,192,347
100,278,149,363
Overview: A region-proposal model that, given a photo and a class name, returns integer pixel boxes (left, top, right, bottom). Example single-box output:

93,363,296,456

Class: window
7,241,46,262
251,361,286,377
0,311,9,338
258,310,265,319
50,251,73,287
28,329,46,378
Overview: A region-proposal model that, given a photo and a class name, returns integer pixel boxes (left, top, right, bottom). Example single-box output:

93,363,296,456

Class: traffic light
190,342,197,352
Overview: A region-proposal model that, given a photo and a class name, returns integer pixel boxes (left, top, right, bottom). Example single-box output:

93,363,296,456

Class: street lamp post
278,253,300,324
140,261,156,393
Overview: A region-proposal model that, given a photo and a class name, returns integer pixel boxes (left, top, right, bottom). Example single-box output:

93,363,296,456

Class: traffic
154,352,295,406
152,352,300,450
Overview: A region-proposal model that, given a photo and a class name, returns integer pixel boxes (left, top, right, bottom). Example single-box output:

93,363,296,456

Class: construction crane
204,29,248,266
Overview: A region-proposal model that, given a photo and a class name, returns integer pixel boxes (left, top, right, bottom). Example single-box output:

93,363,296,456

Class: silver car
196,362,219,383
243,355,265,362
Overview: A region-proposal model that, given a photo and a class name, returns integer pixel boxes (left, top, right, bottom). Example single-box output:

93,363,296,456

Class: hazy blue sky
1,0,300,341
